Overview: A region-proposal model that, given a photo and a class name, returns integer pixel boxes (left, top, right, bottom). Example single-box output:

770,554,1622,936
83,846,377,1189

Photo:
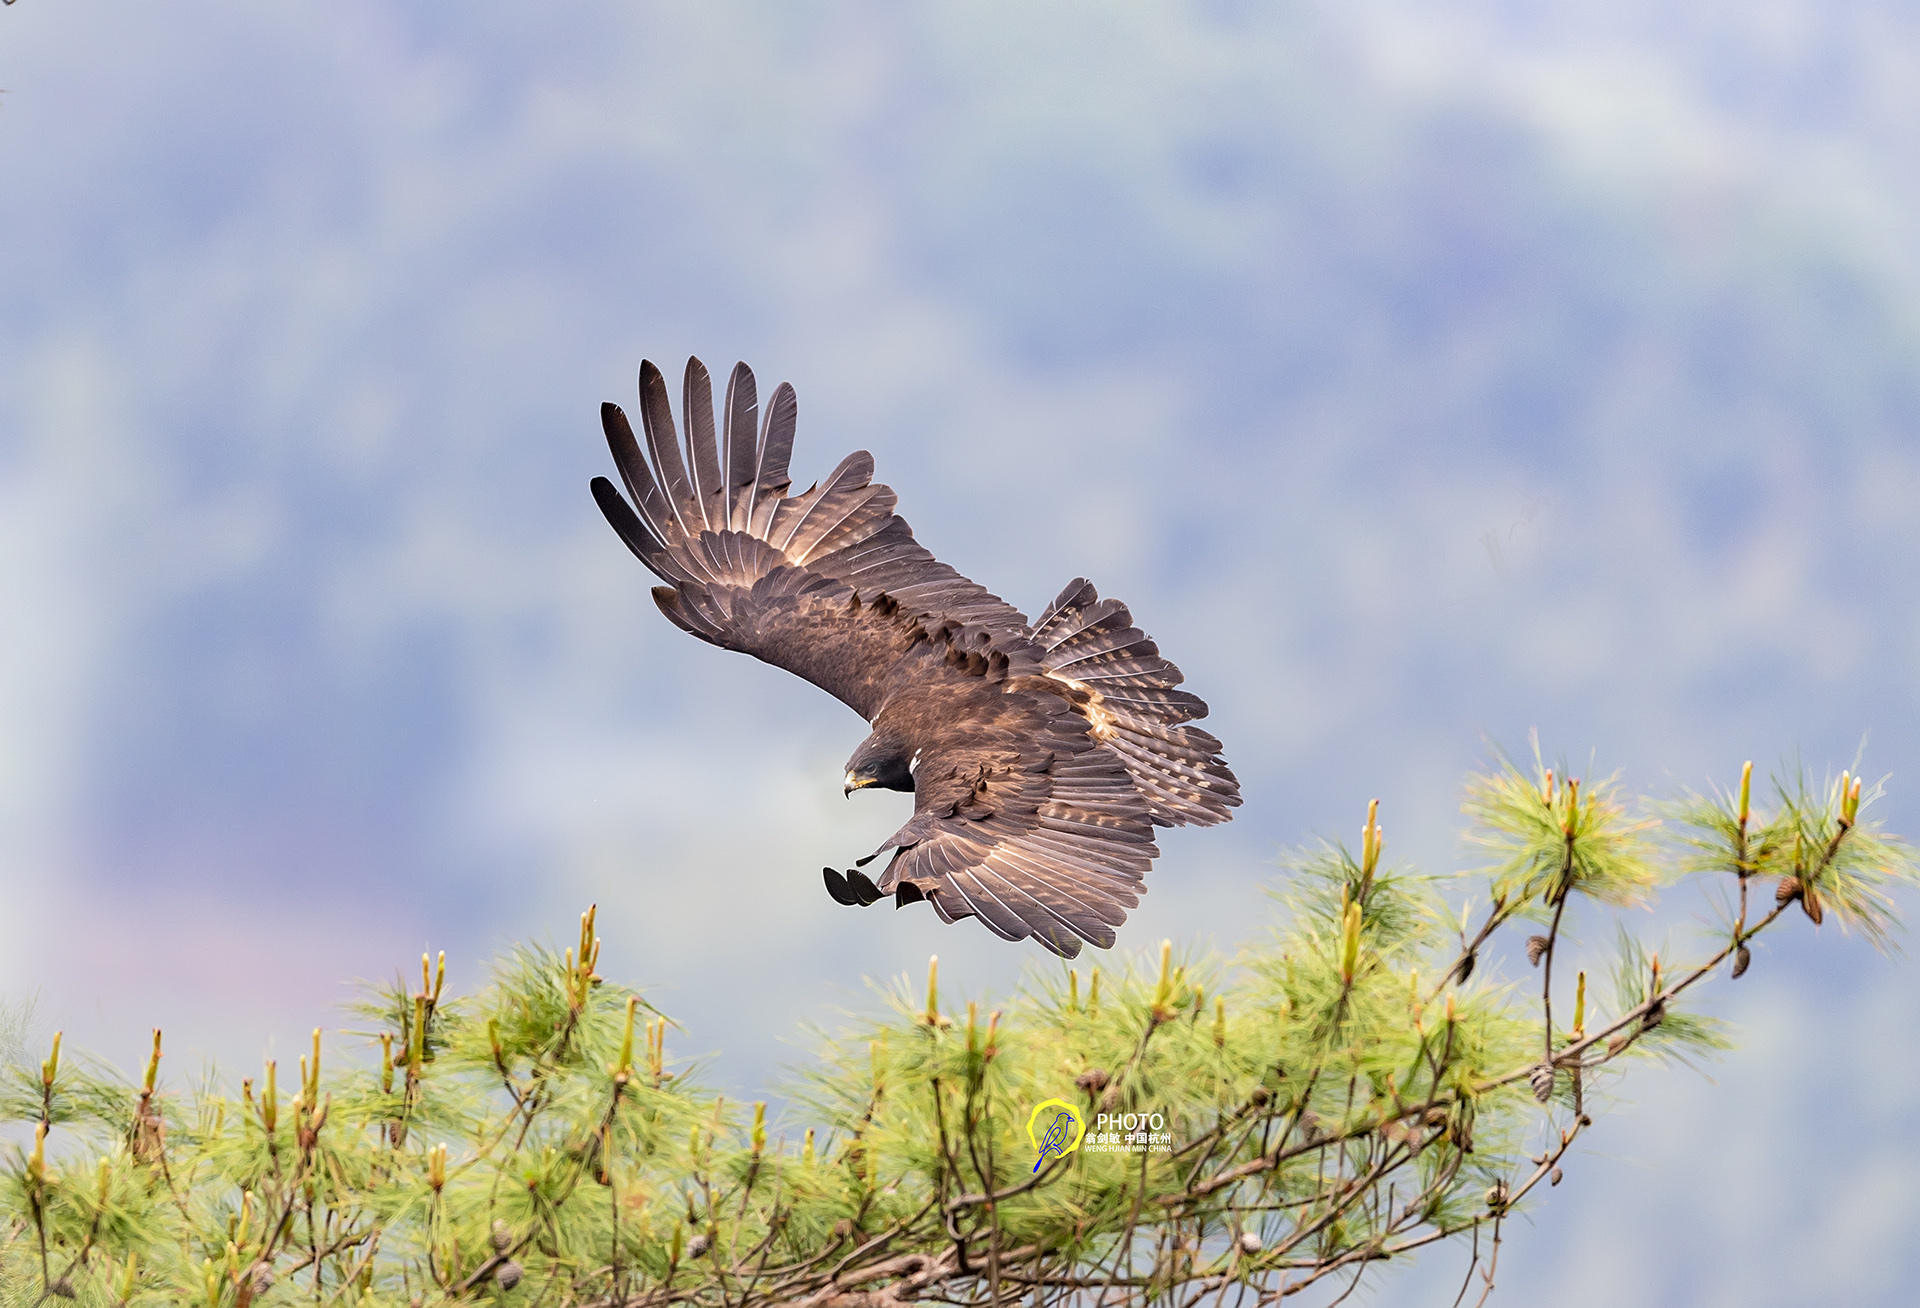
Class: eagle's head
844,731,916,796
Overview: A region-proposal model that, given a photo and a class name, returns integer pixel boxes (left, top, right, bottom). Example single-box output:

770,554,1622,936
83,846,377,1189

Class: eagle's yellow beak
845,771,859,797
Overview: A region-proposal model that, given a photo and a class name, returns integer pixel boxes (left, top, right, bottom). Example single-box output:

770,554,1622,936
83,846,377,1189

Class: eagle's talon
823,867,860,906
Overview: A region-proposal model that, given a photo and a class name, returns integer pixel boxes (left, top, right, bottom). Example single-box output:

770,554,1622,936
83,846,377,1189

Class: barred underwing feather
1049,628,1160,669
1108,722,1227,764
1093,687,1208,721
1055,653,1178,686
1109,735,1234,797
1036,578,1240,827
1036,579,1099,629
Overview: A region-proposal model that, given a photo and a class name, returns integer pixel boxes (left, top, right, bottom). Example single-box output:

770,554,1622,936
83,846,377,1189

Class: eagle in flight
590,359,1239,957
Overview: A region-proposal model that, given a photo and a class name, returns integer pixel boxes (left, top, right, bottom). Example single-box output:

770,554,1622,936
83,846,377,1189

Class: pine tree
3,750,1913,1306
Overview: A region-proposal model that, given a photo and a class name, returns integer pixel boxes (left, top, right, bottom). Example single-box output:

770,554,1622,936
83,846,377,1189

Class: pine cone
1526,936,1549,967
493,1261,524,1292
1731,944,1751,979
1237,1231,1262,1254
688,1234,713,1259
1775,876,1803,906
1802,888,1825,925
1452,951,1477,984
1529,1063,1554,1103
1550,1166,1563,1186
491,1220,513,1253
1075,1067,1110,1094
248,1264,274,1296
49,1278,75,1300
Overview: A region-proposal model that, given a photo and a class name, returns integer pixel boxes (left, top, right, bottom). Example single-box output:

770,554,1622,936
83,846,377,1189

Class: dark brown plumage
591,358,1240,957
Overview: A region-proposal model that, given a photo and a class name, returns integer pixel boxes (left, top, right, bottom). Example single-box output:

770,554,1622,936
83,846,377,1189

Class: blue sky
3,2,1918,1303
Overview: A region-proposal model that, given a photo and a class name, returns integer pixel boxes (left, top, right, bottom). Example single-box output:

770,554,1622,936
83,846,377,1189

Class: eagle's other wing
590,358,1032,718
871,673,1160,958
1034,580,1242,828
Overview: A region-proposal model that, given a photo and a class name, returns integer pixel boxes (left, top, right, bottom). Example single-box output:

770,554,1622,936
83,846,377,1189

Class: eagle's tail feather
1038,579,1242,828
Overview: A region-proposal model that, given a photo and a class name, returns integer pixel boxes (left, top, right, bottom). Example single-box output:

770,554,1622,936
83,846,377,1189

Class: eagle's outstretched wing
1033,580,1242,828
589,358,1031,717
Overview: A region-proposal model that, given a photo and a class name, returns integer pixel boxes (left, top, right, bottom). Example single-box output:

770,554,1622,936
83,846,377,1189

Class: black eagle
590,359,1240,957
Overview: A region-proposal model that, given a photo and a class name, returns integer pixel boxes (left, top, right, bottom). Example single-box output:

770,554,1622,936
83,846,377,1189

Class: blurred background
3,1,1918,1302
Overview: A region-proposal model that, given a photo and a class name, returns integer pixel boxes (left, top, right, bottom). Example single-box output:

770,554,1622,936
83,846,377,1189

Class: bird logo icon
1025,1098,1086,1172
